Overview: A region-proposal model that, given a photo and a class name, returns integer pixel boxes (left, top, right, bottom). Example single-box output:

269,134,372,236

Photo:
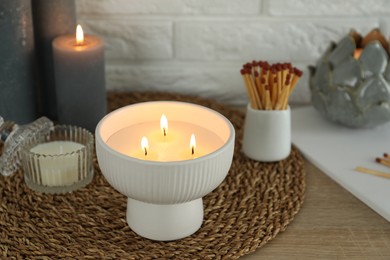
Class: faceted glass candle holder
21,125,94,194
0,117,53,177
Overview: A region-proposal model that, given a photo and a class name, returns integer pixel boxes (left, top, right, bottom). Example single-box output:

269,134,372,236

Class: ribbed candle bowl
21,125,94,194
95,101,235,241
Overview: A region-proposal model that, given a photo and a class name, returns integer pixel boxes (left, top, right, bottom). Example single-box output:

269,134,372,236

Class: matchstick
289,68,303,95
247,73,262,109
355,166,390,179
265,89,272,110
276,64,283,101
241,69,258,109
282,75,292,109
376,158,390,168
270,70,277,108
281,63,290,87
260,77,267,107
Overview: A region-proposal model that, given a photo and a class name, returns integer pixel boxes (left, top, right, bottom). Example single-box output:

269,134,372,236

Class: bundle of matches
355,153,390,179
240,61,303,110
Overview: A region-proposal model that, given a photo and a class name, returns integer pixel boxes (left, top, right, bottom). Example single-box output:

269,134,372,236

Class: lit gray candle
32,0,76,120
52,25,107,132
0,0,37,124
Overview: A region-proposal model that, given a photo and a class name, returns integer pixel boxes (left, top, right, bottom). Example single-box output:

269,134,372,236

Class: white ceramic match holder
242,104,291,162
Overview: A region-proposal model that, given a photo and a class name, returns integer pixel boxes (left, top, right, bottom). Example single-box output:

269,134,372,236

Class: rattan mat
0,92,306,259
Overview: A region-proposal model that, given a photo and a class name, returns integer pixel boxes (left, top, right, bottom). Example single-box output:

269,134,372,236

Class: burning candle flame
160,114,168,136
190,134,196,155
76,24,84,45
141,136,148,156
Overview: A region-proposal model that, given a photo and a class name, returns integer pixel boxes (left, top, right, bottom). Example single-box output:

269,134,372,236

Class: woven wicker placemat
0,92,306,259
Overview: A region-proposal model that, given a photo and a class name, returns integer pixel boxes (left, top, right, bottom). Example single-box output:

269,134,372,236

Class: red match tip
252,60,257,66
254,71,259,77
282,63,288,70
258,61,264,68
240,69,245,75
286,74,291,80
285,78,290,85
273,78,277,83
260,77,266,84
294,68,303,77
376,158,381,163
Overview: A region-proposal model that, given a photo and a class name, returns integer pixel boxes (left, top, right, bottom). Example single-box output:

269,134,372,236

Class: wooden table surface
243,159,390,259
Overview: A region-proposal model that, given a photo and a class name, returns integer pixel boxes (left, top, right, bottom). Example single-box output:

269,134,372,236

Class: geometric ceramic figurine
309,28,390,128
95,101,235,241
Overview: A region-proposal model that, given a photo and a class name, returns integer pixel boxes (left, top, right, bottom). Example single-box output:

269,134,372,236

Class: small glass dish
21,125,94,194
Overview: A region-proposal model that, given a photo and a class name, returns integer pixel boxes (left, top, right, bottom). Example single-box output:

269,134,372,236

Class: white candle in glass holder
30,141,84,186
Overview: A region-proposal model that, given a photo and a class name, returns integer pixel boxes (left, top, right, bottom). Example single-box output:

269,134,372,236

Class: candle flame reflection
76,24,84,45
160,114,168,136
141,136,148,156
190,134,196,155
354,48,362,59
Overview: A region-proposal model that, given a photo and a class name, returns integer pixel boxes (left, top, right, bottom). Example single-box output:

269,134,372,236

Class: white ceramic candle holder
242,104,291,162
95,101,235,241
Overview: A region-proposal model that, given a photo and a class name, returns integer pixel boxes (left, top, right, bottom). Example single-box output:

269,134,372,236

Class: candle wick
163,128,166,137
192,146,194,155
144,147,148,156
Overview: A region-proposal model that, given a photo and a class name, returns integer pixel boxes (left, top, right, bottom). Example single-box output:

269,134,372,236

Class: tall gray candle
0,0,37,124
32,0,76,120
52,25,107,132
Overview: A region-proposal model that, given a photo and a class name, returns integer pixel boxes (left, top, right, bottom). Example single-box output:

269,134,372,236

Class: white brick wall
77,0,389,105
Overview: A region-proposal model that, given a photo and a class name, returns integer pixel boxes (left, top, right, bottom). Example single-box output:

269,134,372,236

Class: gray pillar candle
32,0,76,120
52,26,107,132
0,0,37,124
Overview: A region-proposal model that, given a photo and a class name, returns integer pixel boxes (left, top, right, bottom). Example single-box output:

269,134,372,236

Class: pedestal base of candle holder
24,169,94,194
126,198,203,241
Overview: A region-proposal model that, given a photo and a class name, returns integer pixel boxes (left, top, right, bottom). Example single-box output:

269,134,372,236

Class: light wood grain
243,159,390,259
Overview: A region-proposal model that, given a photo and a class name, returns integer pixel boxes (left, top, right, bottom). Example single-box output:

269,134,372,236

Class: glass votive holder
21,125,94,194
242,104,291,162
